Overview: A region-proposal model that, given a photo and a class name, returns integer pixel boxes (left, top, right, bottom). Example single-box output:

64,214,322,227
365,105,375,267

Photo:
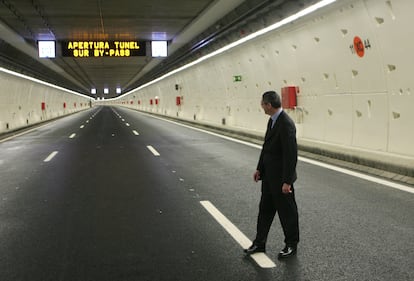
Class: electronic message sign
61,41,146,57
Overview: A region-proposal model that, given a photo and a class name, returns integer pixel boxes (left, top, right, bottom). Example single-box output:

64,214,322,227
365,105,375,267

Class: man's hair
262,91,281,108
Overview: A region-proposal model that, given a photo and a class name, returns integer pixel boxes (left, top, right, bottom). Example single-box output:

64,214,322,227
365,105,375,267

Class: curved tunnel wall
106,0,414,174
0,68,92,134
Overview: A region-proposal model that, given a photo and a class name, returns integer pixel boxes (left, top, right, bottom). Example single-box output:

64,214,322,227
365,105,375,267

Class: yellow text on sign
68,41,142,57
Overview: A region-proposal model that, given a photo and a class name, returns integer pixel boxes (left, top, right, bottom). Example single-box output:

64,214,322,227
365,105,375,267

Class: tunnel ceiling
0,0,312,98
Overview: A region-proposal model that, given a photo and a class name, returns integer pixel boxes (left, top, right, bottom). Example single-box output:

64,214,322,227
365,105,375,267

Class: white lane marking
0,121,55,143
80,125,85,129
44,151,58,162
69,133,76,139
200,200,276,268
298,157,414,194
140,113,413,194
122,119,125,122
140,112,261,149
133,130,139,135
147,145,160,156
0,109,100,144
126,123,130,127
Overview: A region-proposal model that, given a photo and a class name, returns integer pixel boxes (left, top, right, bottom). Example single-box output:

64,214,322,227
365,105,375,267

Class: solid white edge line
138,111,262,149
133,130,139,135
0,120,58,143
135,112,413,194
200,200,276,268
298,156,414,194
146,145,160,156
44,151,58,162
0,108,100,143
69,133,76,139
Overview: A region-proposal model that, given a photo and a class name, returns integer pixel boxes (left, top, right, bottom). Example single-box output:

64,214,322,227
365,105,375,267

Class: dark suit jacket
257,110,298,190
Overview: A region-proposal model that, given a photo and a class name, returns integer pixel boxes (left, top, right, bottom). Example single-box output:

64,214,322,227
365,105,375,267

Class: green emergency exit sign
233,75,242,82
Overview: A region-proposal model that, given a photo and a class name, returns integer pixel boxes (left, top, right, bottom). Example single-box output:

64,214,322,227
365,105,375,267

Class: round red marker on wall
353,36,365,57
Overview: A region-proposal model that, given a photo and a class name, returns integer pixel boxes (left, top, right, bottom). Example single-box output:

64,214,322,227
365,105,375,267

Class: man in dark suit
244,91,299,259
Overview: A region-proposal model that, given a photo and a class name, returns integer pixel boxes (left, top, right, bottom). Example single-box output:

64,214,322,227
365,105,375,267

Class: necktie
265,118,272,138
267,118,273,131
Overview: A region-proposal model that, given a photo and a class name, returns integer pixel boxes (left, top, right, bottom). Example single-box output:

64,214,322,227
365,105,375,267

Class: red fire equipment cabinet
281,86,298,109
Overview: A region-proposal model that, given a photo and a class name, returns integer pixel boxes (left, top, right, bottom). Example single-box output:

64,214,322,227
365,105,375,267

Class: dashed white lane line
132,130,139,135
200,200,276,269
147,145,160,156
126,123,130,127
44,151,58,162
80,125,85,129
69,133,76,139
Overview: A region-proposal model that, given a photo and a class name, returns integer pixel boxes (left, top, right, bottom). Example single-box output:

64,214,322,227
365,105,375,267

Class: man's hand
282,183,292,194
253,170,261,182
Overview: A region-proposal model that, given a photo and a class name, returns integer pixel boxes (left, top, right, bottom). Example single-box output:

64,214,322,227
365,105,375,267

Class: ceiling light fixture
38,40,56,58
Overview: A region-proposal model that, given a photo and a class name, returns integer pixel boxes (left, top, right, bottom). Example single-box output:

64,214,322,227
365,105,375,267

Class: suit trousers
254,179,299,247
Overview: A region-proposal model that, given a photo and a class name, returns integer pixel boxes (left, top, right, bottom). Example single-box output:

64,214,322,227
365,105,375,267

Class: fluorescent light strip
111,0,337,100
0,67,91,99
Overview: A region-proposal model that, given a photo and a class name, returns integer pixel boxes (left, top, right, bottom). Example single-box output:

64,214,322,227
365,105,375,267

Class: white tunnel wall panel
324,94,353,145
388,93,413,155
300,95,327,140
0,70,91,134
370,0,414,156
110,0,414,167
352,93,388,151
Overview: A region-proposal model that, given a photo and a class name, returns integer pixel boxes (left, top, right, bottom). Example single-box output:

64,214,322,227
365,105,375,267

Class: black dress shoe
277,245,297,259
244,244,265,255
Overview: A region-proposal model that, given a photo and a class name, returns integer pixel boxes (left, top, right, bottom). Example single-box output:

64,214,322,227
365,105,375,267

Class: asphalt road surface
0,106,412,281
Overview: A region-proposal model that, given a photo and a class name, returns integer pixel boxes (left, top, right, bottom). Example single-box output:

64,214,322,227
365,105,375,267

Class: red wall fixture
155,98,159,105
63,102,66,108
150,99,153,105
41,102,46,110
281,86,298,109
74,102,77,108
176,96,181,106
